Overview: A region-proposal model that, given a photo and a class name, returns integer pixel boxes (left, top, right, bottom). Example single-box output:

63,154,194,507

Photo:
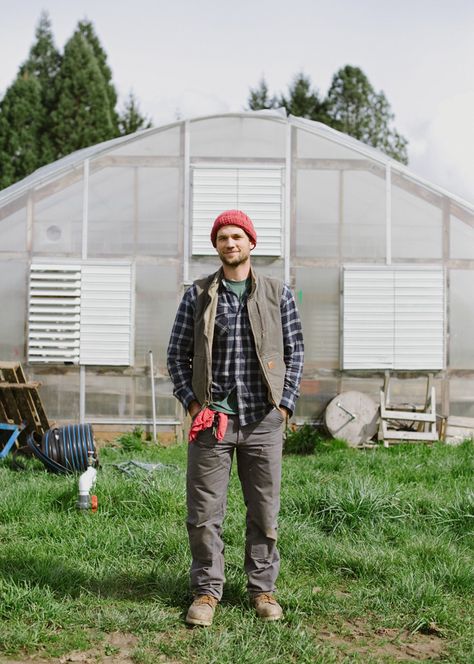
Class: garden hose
27,424,96,474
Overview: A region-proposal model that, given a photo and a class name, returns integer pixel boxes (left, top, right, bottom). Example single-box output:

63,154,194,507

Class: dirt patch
316,619,445,661
0,632,141,664
59,632,138,663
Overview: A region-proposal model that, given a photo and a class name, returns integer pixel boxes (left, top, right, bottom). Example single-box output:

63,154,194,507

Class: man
167,209,304,626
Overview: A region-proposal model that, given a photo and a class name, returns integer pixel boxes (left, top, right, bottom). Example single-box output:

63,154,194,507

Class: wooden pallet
0,362,50,447
378,372,438,446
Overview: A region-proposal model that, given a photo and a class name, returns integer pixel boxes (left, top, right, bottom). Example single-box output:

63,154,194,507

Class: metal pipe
385,163,392,265
183,120,191,284
284,122,292,285
82,159,89,261
79,158,89,424
149,350,157,443
79,365,85,425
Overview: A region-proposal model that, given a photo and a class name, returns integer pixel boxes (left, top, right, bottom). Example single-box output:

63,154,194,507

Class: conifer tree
0,72,43,188
0,13,154,186
118,91,153,135
246,67,408,163
325,65,408,164
278,73,326,121
247,78,277,110
20,12,61,108
19,11,61,165
51,30,115,158
77,19,120,135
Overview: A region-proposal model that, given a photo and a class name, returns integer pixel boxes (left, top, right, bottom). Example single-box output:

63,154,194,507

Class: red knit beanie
210,210,257,247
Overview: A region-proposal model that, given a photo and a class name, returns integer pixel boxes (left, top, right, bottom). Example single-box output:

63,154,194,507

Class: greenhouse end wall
0,113,473,431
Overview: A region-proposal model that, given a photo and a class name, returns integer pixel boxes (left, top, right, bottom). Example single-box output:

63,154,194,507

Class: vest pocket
260,353,286,402
262,353,286,380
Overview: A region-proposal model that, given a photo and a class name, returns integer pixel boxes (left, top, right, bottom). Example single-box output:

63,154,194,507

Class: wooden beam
0,382,41,389
381,428,438,441
381,409,436,422
0,362,21,371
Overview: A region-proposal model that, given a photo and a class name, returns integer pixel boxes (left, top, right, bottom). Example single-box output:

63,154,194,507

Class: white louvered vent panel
343,270,395,369
80,264,133,366
394,270,444,370
28,265,82,364
192,167,283,256
343,267,444,370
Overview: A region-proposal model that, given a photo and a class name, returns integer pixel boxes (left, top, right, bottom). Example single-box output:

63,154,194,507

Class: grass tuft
429,490,474,539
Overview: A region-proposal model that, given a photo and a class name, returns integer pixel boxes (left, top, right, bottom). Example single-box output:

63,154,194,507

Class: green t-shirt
210,277,251,415
222,276,251,301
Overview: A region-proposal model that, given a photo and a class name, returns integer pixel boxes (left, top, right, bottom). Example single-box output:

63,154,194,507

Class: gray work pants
186,408,284,600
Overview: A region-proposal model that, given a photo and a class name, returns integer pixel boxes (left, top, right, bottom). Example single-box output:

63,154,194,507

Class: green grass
0,439,473,663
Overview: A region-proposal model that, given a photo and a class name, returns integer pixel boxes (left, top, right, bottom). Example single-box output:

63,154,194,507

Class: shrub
116,426,145,452
283,423,347,455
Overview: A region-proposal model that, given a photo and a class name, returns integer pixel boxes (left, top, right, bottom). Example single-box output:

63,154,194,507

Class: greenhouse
1,110,473,435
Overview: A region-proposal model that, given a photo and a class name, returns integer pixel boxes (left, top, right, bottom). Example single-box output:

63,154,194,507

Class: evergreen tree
77,19,120,134
118,91,153,135
325,65,408,164
246,67,408,163
51,30,115,158
0,72,43,188
0,13,154,186
20,12,61,108
19,11,61,165
278,73,326,121
247,78,277,110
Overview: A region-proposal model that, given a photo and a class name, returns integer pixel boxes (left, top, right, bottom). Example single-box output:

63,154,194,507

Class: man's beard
219,251,250,267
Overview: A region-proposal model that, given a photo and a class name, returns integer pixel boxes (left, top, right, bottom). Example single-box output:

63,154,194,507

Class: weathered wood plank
27,389,50,432
381,428,438,441
0,363,49,433
0,382,41,389
0,389,22,424
0,398,10,422
380,409,436,422
1,368,19,384
0,362,22,371
14,365,27,383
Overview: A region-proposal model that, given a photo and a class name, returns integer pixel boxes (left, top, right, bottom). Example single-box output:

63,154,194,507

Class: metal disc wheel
324,391,379,446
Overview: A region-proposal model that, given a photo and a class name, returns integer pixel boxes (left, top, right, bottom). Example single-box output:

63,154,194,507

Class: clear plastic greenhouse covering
0,110,473,427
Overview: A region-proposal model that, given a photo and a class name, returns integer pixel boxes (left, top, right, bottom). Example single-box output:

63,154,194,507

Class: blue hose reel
27,424,96,474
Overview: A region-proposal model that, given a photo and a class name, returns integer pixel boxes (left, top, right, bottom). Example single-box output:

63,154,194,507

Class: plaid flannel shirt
167,278,304,426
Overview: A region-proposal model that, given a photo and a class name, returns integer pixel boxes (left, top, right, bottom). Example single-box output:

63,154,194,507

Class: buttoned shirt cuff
280,391,296,417
175,387,198,412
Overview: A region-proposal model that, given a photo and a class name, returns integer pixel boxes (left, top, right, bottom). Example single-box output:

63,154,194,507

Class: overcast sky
1,0,473,202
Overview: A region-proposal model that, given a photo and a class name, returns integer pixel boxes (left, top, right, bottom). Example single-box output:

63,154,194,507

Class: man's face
215,225,255,267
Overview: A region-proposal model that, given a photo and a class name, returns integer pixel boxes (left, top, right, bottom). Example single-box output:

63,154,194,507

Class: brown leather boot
185,594,219,626
252,593,283,621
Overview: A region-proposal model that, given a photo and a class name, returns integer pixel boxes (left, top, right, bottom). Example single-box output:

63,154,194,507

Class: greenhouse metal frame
0,110,473,434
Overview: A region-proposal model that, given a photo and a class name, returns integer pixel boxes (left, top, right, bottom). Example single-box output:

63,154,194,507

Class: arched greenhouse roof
0,109,472,213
